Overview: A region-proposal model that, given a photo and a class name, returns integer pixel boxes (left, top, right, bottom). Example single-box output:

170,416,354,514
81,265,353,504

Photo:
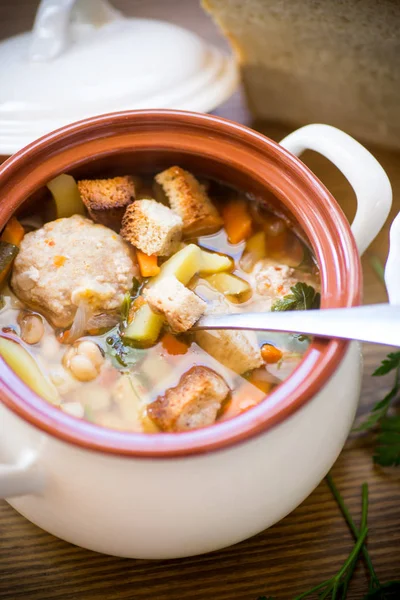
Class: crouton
252,259,298,300
195,298,263,374
78,176,136,231
120,199,183,256
155,166,222,236
144,276,206,332
196,328,263,374
147,366,229,432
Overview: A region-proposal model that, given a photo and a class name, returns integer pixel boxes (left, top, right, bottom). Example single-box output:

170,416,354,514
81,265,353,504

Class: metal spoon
194,303,400,346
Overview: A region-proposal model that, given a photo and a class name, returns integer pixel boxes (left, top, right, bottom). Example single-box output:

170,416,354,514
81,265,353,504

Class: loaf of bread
203,0,400,148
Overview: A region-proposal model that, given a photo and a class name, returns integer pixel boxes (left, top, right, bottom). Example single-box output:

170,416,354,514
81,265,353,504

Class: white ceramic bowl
0,111,392,558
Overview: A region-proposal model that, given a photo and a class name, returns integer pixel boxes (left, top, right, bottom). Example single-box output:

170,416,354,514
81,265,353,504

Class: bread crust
78,176,136,231
147,366,229,431
155,166,222,236
120,199,183,256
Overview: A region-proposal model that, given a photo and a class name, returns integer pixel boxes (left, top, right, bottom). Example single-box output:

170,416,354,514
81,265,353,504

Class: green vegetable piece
47,174,85,219
148,244,202,288
123,304,164,346
0,336,59,404
271,282,320,312
199,249,232,274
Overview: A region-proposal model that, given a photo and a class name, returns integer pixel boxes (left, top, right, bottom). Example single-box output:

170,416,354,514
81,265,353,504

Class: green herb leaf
373,352,400,377
353,387,398,433
373,416,400,467
120,291,131,322
271,282,320,312
353,353,400,433
105,331,144,369
131,276,141,296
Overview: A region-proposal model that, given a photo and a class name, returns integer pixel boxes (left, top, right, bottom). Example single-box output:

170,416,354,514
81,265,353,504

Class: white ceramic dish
0,111,392,558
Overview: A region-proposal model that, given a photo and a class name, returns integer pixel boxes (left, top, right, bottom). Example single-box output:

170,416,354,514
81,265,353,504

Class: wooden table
1,2,399,599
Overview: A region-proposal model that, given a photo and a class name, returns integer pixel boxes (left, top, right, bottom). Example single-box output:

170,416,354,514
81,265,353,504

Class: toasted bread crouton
144,276,206,332
252,259,297,300
155,166,222,236
120,199,183,256
78,176,136,231
195,297,263,374
196,328,263,374
147,366,229,431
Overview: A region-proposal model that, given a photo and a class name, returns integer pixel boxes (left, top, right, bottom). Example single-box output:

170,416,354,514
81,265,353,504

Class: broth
0,168,320,433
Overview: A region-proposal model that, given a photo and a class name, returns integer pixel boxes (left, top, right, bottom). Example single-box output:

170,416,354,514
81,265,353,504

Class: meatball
11,215,138,328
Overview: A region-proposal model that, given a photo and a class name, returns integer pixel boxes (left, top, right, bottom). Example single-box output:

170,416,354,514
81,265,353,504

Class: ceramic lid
0,0,238,155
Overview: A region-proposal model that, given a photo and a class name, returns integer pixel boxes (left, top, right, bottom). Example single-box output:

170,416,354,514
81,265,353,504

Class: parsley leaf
373,352,400,376
271,282,320,312
120,292,131,322
105,331,144,369
373,416,400,467
353,353,400,433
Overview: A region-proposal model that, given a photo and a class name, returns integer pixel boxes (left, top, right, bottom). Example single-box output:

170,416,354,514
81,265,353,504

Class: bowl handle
0,450,46,498
280,124,392,256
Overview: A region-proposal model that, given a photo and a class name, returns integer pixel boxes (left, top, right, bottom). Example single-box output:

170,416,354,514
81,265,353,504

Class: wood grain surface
0,2,399,599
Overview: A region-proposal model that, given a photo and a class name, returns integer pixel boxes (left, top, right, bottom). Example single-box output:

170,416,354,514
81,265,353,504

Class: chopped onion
68,303,93,343
68,305,119,343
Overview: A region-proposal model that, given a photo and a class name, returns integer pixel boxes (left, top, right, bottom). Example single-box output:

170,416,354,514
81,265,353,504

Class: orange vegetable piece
220,370,272,421
1,217,25,246
132,296,146,310
261,344,283,364
136,250,160,277
128,295,146,323
222,198,252,244
161,333,188,355
53,255,66,267
57,329,71,344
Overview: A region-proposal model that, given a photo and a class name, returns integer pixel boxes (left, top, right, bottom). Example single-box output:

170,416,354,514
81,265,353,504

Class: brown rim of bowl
0,110,362,458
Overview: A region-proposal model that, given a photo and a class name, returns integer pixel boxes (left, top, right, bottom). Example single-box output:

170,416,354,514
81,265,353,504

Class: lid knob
29,0,124,62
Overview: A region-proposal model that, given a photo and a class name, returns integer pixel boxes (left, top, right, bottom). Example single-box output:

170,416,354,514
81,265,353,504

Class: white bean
62,340,104,382
78,341,104,369
18,312,44,345
69,354,98,382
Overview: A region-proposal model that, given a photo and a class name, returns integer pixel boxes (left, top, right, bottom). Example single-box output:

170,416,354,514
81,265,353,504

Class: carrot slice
222,198,252,244
1,217,25,246
161,333,188,355
136,250,160,277
261,344,283,364
57,329,71,344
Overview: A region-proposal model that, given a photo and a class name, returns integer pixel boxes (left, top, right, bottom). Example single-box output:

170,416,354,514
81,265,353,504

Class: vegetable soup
0,167,320,433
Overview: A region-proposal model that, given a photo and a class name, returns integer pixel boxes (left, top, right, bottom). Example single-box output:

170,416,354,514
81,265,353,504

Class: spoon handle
195,303,400,347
